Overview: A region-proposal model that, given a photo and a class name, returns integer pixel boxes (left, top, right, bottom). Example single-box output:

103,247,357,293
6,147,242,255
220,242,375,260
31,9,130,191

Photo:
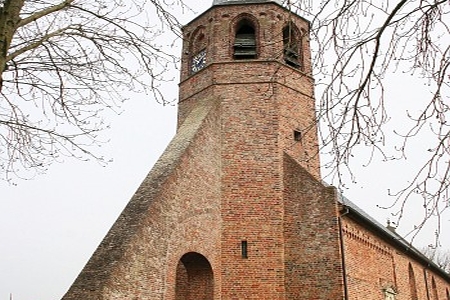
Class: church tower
179,0,320,178
62,1,346,299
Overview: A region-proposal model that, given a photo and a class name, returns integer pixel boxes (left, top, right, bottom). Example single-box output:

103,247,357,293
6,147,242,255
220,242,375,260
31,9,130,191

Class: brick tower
62,1,346,299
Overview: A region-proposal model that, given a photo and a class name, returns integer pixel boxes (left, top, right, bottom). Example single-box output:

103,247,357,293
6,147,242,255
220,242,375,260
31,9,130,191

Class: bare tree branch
0,0,187,181
17,0,74,28
286,0,450,241
0,0,448,245
420,246,450,273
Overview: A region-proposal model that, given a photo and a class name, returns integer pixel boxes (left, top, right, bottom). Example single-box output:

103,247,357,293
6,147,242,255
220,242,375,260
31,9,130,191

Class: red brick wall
219,79,286,298
179,4,323,298
62,3,450,300
283,154,345,299
342,217,450,299
179,3,319,178
342,219,396,299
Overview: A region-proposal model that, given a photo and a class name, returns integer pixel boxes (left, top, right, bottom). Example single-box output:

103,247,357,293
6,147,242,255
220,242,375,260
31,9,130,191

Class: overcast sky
1,1,449,300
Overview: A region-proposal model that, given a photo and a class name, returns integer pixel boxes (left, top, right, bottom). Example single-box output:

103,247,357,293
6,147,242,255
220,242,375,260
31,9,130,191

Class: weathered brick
62,2,450,299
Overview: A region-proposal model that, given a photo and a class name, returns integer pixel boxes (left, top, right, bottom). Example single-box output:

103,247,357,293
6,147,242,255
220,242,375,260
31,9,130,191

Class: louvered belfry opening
234,20,257,59
283,23,301,68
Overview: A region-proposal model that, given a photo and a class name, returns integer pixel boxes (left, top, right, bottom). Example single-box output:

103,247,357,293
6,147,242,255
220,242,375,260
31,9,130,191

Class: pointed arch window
283,23,302,69
234,19,257,59
432,277,439,300
408,264,419,300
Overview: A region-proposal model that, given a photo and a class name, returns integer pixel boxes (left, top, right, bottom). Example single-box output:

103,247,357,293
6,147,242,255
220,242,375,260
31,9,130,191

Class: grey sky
1,1,449,300
3,78,448,300
0,97,178,300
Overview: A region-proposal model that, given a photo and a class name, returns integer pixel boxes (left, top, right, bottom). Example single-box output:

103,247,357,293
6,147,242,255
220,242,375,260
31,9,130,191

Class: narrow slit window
294,130,302,141
241,240,248,258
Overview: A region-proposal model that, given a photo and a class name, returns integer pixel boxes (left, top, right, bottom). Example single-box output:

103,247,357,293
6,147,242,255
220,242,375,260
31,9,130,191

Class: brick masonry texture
63,97,222,299
62,1,450,299
342,216,450,300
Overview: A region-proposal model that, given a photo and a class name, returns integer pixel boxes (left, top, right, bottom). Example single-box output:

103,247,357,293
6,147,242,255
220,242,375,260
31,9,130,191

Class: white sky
0,97,178,300
1,1,449,300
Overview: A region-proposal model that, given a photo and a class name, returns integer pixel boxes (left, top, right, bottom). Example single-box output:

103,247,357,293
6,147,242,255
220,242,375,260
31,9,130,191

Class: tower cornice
212,0,283,6
178,60,315,103
182,0,292,31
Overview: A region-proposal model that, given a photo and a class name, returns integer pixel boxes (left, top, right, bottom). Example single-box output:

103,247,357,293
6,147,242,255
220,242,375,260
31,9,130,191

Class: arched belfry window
234,19,257,59
283,22,302,68
190,27,208,74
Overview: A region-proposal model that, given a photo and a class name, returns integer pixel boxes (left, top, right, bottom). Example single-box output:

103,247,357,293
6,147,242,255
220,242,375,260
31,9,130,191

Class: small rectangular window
294,130,302,141
241,240,248,259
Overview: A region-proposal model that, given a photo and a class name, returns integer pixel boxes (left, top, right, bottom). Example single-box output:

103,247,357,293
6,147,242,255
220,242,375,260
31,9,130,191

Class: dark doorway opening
175,252,214,300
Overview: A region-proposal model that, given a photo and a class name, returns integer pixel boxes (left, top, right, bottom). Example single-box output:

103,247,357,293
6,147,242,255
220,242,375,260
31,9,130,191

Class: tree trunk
0,0,25,90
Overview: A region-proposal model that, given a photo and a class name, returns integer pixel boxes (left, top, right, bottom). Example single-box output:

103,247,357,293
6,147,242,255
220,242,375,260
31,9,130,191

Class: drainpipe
338,207,350,300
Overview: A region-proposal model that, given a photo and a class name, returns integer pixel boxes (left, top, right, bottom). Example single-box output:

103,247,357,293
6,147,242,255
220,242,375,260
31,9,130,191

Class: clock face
191,49,206,73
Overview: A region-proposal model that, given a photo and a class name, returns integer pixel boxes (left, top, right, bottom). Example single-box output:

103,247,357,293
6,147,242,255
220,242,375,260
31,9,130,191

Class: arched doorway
175,252,214,300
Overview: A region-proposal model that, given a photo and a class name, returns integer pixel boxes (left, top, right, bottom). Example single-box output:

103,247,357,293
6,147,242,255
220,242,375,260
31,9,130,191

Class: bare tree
421,246,450,273
286,0,449,244
1,0,448,243
0,0,184,181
